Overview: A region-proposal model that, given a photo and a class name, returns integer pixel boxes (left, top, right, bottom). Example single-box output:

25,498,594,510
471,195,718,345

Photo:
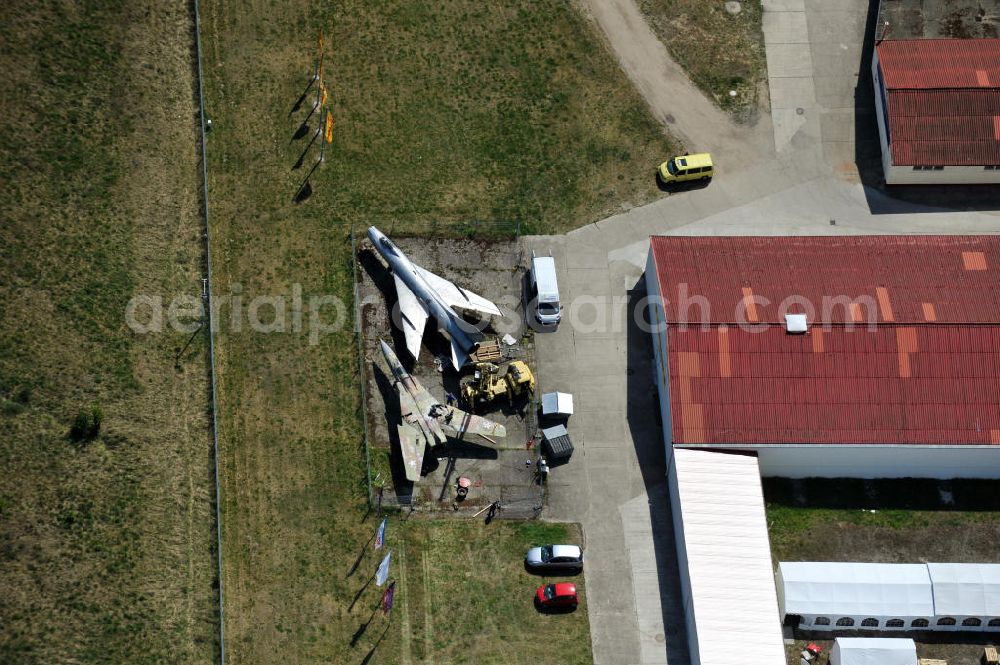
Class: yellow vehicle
461,361,535,411
657,153,714,184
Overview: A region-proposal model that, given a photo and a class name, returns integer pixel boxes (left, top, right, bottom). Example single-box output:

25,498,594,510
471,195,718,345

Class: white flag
376,550,392,587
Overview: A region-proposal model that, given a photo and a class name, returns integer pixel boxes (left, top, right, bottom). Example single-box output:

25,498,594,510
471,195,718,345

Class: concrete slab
810,46,862,77
565,268,613,298
819,109,855,142
763,0,806,11
812,75,861,109
765,43,815,78
763,10,810,43
565,243,609,270
768,76,817,109
807,15,867,43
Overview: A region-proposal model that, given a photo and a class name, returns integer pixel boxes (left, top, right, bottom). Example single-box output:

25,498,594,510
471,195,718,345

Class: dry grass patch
638,0,767,116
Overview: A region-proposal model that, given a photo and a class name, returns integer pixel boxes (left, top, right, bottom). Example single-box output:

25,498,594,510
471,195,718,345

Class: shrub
68,405,103,442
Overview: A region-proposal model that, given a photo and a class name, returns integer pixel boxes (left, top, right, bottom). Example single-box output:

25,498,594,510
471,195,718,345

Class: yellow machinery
461,361,535,410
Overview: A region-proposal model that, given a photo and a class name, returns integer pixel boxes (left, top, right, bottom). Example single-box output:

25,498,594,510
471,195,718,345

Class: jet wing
393,274,428,360
438,406,507,440
396,423,426,482
413,264,502,317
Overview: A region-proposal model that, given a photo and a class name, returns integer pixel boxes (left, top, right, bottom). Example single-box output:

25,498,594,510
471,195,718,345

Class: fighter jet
367,226,502,370
378,339,506,483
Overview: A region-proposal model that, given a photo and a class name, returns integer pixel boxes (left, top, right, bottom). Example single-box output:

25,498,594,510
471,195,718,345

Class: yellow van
657,153,714,184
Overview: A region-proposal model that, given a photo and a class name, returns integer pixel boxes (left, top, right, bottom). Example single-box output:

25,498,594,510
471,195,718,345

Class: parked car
535,582,578,610
525,544,583,572
657,152,714,184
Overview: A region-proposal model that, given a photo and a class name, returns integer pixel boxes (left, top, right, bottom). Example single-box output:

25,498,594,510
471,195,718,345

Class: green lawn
381,521,590,664
637,0,767,115
765,479,1000,563
201,0,677,662
0,1,217,662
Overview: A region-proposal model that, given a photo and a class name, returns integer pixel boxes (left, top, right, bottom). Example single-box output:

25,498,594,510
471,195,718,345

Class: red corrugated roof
650,236,1000,446
876,39,1000,166
877,39,1000,89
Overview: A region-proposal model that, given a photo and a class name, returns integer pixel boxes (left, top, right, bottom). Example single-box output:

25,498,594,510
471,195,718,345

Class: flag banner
376,550,392,586
320,83,328,109
324,111,334,144
382,581,396,615
317,30,324,58
374,518,386,551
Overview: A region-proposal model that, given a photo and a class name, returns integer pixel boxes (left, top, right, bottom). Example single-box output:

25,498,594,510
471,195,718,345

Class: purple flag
382,580,396,615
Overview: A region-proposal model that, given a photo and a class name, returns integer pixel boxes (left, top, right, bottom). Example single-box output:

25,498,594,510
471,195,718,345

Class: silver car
525,544,584,572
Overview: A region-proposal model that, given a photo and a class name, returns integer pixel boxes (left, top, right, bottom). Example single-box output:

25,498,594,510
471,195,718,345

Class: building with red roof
645,235,1000,478
872,38,1000,184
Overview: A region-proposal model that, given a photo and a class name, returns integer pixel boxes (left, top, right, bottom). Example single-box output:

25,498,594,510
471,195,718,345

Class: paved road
534,2,1000,664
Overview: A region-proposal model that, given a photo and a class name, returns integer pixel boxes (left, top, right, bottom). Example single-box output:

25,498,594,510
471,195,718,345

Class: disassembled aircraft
378,339,506,483
367,226,502,370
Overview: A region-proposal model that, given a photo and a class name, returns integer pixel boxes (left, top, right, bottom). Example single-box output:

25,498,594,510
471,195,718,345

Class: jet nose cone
367,226,383,246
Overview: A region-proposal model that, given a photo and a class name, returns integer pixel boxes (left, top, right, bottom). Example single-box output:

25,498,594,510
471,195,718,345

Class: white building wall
644,252,673,462
673,445,1000,479
738,445,1000,479
666,451,698,664
871,49,894,182
885,165,1000,185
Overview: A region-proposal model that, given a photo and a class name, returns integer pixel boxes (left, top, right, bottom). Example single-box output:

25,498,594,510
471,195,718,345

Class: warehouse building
872,38,1000,185
645,235,1000,479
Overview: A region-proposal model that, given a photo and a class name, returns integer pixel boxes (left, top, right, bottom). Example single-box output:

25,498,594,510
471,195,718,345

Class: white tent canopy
830,638,916,665
668,449,785,665
778,562,1000,631
778,562,934,619
928,563,1000,617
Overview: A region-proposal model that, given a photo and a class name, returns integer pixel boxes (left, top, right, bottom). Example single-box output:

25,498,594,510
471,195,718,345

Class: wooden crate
918,659,947,665
982,645,1000,665
470,339,501,363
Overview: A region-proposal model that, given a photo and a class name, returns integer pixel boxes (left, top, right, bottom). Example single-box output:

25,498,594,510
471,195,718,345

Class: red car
535,582,578,610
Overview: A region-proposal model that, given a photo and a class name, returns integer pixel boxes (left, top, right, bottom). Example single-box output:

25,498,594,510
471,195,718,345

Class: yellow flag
324,111,334,144
317,30,324,59
320,83,328,108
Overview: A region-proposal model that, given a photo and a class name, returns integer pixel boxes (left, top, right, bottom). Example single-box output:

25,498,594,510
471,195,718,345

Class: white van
530,255,561,327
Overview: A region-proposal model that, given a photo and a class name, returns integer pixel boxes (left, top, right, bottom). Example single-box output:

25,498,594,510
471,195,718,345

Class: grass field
384,521,590,664
200,0,676,662
637,0,767,115
765,479,1000,563
0,1,217,662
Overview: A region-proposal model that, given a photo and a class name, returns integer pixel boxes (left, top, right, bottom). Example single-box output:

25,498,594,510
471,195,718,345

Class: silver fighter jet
367,226,502,369
379,339,506,483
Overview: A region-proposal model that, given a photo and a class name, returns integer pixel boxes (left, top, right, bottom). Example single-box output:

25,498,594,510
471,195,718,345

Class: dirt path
577,0,773,171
